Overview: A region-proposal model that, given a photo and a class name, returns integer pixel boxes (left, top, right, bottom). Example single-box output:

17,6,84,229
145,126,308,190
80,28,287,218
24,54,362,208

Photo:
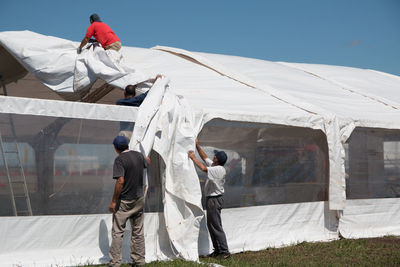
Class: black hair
89,13,102,23
124,84,137,97
214,151,228,166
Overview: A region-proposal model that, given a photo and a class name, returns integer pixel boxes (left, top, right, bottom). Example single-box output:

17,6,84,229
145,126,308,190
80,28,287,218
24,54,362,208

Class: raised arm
195,139,208,162
188,151,208,173
144,74,163,84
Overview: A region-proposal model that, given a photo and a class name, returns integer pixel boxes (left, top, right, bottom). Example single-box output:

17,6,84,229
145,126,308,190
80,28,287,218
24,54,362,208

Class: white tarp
74,42,151,93
130,77,204,260
339,198,400,238
0,31,151,100
0,94,138,122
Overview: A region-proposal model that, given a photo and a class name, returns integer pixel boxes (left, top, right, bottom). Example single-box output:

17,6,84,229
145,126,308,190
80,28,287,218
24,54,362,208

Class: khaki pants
105,41,122,51
109,197,145,266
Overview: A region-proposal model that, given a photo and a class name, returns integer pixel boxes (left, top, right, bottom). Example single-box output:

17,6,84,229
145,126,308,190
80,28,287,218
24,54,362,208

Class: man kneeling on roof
78,13,121,54
116,74,163,140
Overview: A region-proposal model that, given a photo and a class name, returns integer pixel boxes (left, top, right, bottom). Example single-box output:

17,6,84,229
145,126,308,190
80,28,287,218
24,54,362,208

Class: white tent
1,31,400,266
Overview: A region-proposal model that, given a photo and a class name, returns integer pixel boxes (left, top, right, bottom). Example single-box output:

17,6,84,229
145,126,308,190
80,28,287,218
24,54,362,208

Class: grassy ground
88,237,400,266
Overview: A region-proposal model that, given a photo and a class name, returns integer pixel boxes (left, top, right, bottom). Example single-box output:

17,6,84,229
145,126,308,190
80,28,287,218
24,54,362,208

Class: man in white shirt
188,139,231,258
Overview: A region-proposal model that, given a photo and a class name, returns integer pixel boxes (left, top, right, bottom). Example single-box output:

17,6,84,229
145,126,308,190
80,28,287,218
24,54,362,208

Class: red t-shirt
85,22,120,48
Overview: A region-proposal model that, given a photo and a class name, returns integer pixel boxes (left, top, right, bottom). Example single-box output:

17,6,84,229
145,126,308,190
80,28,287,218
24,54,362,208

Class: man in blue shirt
116,84,149,107
116,75,162,139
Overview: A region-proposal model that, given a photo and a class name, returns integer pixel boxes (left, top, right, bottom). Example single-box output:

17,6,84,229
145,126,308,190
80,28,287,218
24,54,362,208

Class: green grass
85,237,400,266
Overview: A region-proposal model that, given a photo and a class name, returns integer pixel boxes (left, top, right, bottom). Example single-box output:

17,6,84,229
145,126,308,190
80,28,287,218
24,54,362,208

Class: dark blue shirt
116,91,148,106
116,91,148,131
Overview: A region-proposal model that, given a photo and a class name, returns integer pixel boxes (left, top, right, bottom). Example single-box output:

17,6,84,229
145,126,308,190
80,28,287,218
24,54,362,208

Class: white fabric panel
0,31,76,96
198,53,400,129
0,203,338,267
130,77,168,155
339,198,400,238
0,214,112,267
152,88,204,260
283,63,400,108
0,213,174,267
223,202,338,253
74,43,151,92
0,95,137,122
131,77,204,260
153,46,326,115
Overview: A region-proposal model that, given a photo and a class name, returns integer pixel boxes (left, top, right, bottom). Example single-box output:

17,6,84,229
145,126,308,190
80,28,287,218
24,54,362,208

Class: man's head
89,13,102,24
113,136,129,152
213,150,227,166
124,84,137,98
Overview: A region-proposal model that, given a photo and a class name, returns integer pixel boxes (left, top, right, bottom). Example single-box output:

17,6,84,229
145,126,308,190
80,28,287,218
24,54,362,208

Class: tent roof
1,31,400,130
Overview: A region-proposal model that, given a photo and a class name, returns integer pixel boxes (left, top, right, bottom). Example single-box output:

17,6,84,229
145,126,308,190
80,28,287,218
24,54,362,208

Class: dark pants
206,195,229,254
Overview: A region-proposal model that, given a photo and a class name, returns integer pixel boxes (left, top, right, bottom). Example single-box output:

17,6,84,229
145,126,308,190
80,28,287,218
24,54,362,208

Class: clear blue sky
1,0,399,76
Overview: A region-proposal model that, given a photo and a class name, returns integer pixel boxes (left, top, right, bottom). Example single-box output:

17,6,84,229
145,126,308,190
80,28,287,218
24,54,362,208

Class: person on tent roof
77,13,121,53
116,74,163,107
188,139,231,259
116,74,163,140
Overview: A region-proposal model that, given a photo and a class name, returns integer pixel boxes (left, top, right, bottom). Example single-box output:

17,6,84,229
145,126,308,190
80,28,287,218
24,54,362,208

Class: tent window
0,113,162,216
197,119,329,208
346,127,400,199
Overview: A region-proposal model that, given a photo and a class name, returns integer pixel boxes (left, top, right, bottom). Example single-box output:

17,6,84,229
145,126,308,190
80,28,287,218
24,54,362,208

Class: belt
206,195,223,198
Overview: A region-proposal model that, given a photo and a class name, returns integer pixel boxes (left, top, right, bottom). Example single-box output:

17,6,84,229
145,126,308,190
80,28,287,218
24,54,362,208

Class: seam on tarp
152,46,326,116
277,62,400,111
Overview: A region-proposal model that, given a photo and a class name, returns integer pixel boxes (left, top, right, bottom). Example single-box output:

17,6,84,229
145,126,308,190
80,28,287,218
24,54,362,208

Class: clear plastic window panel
0,113,162,216
345,127,400,199
0,113,329,216
197,119,329,208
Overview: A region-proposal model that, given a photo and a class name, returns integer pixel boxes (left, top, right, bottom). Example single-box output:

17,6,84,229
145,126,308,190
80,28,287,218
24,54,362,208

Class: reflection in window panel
197,119,329,208
346,127,400,199
0,113,163,216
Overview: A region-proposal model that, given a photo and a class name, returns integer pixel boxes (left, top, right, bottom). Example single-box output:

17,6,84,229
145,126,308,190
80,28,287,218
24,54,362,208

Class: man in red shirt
78,14,121,54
